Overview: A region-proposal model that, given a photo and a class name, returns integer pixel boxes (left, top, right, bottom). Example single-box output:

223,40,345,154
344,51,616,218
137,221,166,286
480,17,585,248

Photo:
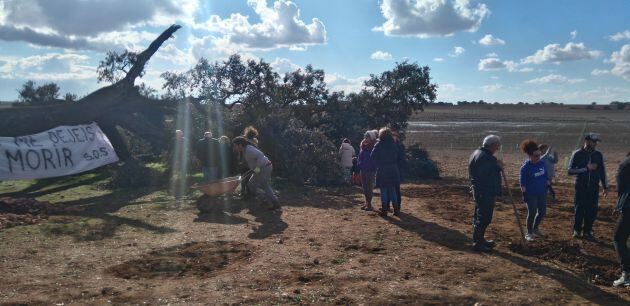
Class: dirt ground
1,105,630,305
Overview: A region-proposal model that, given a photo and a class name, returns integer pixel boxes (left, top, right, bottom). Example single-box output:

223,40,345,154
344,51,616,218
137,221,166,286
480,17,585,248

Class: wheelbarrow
190,170,253,213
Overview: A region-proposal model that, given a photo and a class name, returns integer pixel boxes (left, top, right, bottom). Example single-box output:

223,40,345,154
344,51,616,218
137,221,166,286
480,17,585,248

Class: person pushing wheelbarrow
232,136,280,210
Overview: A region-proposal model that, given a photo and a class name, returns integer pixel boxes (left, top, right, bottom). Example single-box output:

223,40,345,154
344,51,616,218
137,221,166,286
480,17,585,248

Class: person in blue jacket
519,139,549,242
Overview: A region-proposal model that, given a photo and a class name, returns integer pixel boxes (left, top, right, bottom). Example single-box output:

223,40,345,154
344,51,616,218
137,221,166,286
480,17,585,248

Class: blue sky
0,0,628,103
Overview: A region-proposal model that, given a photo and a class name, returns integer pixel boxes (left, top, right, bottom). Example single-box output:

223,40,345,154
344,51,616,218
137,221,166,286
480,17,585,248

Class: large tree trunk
0,25,181,159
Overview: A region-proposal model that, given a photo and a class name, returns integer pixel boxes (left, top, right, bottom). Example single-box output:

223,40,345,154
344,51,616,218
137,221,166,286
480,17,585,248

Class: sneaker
614,272,630,287
525,234,535,242
484,240,496,248
572,230,582,238
534,229,545,238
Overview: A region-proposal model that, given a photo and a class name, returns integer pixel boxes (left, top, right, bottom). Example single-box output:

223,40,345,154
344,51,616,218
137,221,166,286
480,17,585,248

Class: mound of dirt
0,197,82,229
510,241,618,286
106,241,252,279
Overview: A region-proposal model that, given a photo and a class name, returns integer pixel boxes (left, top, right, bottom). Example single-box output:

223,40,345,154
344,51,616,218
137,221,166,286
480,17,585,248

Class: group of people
468,133,630,287
339,128,406,217
176,126,280,209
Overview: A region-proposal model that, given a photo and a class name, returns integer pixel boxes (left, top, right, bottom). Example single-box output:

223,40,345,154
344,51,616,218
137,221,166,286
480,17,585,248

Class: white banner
0,122,119,180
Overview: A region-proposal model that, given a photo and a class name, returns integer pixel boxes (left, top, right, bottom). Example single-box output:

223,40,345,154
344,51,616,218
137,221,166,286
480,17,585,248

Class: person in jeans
468,135,504,252
371,128,404,217
232,136,279,209
539,144,558,200
568,133,609,240
339,138,356,185
358,130,378,211
613,152,630,287
519,139,549,242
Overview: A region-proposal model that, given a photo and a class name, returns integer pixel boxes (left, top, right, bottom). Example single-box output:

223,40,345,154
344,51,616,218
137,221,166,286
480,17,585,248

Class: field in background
2,104,630,304
408,105,630,183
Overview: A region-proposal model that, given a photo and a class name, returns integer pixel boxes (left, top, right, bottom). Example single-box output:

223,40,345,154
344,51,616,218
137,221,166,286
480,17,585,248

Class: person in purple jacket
358,130,378,211
519,139,550,242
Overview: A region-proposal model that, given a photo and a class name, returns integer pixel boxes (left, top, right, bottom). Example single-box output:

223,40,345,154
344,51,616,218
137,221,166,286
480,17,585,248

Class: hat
585,133,601,142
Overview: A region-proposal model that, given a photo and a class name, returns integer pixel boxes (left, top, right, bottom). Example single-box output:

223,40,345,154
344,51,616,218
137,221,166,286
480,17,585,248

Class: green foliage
108,161,167,188
405,144,440,179
158,54,437,185
97,50,140,83
18,80,61,104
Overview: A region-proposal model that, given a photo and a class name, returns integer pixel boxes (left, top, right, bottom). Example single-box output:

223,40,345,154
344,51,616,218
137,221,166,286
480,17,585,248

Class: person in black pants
468,135,504,252
613,152,630,287
568,133,609,240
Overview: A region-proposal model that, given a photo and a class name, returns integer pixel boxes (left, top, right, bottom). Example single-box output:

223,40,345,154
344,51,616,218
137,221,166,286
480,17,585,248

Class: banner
0,122,119,180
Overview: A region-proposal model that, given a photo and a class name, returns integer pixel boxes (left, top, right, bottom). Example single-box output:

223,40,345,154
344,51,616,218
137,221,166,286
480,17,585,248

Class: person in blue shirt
519,139,549,242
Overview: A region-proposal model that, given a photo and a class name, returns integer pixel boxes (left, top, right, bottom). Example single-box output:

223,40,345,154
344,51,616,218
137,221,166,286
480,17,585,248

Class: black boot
472,226,491,252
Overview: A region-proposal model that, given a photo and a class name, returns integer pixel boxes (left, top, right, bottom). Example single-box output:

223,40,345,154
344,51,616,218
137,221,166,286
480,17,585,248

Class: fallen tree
0,25,182,159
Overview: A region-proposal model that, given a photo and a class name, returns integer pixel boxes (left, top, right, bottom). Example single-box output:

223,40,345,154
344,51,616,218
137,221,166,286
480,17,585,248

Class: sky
0,0,628,104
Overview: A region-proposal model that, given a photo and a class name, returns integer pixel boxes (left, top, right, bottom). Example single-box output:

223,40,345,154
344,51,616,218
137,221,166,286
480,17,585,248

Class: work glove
254,166,261,174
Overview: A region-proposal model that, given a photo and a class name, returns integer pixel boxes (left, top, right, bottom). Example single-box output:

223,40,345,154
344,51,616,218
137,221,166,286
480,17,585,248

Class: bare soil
1,105,630,305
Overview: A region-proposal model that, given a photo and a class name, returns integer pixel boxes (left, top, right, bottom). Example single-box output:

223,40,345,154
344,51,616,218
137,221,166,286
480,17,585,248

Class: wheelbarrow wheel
196,195,224,213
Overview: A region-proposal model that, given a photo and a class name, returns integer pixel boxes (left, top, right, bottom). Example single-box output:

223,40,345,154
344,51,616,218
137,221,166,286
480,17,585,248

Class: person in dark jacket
392,130,407,207
468,135,504,252
371,128,405,217
613,152,630,287
358,130,378,211
195,131,220,183
519,139,549,242
568,133,609,240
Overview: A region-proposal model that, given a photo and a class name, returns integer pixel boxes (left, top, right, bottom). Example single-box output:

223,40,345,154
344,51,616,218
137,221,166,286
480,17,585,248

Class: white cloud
522,42,600,64
155,43,195,67
570,30,578,40
481,83,503,92
0,53,95,80
325,73,369,93
591,69,610,76
371,50,393,61
478,34,505,46
433,57,444,62
270,57,301,75
0,0,197,50
478,57,505,70
478,57,530,72
608,44,630,81
525,74,585,85
449,46,465,57
197,0,326,51
486,52,498,57
439,83,459,92
374,0,489,38
608,30,630,42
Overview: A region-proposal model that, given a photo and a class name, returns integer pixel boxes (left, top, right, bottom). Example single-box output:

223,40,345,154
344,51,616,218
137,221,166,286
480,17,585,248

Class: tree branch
122,24,181,85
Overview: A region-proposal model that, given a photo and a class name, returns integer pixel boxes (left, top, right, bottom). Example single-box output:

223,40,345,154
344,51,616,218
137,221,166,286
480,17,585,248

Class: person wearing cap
613,151,630,287
568,133,609,240
468,135,504,252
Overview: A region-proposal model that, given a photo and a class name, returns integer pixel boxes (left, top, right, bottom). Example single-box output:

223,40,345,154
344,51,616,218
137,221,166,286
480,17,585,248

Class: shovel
502,170,528,248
